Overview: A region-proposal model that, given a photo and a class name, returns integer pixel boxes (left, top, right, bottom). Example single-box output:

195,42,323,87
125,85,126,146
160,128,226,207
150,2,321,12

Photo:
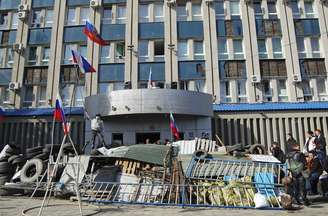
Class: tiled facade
1,0,328,109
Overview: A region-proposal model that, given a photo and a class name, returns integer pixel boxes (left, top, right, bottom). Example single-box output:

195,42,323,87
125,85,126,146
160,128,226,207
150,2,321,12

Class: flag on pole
147,67,153,89
83,21,107,46
0,107,5,122
170,112,180,140
54,94,69,134
71,50,96,73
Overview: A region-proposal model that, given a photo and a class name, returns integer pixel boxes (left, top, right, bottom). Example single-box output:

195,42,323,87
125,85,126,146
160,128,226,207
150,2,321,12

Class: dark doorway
136,133,160,144
112,133,123,146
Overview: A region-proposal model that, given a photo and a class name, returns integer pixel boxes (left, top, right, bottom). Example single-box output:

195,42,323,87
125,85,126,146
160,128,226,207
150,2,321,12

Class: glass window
79,45,88,58
267,2,277,17
42,47,50,65
237,80,247,103
311,37,320,57
194,41,204,60
223,81,232,103
38,86,47,107
31,10,42,28
117,5,126,24
6,48,14,67
11,13,18,29
115,42,125,59
178,41,188,60
218,38,228,59
192,4,202,21
177,5,187,21
28,47,37,65
63,44,74,64
103,8,112,24
233,39,243,59
0,48,5,66
272,38,283,58
258,39,267,59
263,80,272,101
304,1,314,18
154,40,164,60
80,7,89,24
317,79,327,95
74,85,85,107
278,79,288,101
290,1,300,17
100,45,111,63
138,40,149,61
214,1,225,18
253,2,262,16
24,86,34,104
302,80,312,101
66,8,76,25
139,4,149,23
297,37,306,57
154,3,164,22
0,13,8,29
45,10,53,27
230,1,240,16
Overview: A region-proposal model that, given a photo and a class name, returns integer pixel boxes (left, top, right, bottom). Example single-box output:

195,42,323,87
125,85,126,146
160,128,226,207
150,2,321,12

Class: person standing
303,131,316,154
287,143,309,205
315,129,326,156
90,114,106,149
306,151,323,195
286,133,298,154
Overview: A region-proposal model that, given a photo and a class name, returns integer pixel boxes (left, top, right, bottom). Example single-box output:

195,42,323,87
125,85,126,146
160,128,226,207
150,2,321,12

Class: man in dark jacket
271,142,286,163
287,143,309,205
286,133,298,154
306,151,323,195
315,129,326,156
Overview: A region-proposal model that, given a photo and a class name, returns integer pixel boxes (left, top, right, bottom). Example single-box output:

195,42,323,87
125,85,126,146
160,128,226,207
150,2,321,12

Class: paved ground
0,196,328,216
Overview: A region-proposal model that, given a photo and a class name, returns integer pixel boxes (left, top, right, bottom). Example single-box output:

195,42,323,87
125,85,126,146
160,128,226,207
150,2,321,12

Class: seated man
306,151,323,195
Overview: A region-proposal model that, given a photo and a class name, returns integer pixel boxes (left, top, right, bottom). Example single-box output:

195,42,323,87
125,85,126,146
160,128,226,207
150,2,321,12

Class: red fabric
83,28,107,46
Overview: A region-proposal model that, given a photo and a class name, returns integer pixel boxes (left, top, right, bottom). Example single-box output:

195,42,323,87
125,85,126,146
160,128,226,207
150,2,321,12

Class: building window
302,80,313,101
28,47,37,65
45,10,54,27
222,81,232,103
194,41,204,60
272,37,283,58
237,80,247,103
66,8,76,25
230,1,240,16
100,45,111,63
117,5,126,24
218,38,228,59
6,48,13,67
177,4,188,21
138,40,149,62
304,1,315,18
317,79,328,101
233,39,244,59
192,3,202,21
31,10,42,28
214,1,225,19
311,37,321,58
0,12,9,29
23,67,48,107
178,41,189,60
258,39,267,59
154,3,164,22
267,2,277,18
102,7,112,24
42,47,50,65
139,4,149,23
80,7,89,24
99,82,124,95
115,42,125,61
0,48,4,66
11,13,18,29
290,0,300,18
154,40,164,61
297,37,306,58
263,80,273,102
278,79,288,101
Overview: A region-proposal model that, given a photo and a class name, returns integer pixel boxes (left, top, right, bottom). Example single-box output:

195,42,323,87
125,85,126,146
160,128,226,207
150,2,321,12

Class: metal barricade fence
81,182,283,210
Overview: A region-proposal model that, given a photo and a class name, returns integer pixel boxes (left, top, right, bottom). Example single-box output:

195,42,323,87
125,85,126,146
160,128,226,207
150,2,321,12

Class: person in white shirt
90,114,106,149
303,131,317,154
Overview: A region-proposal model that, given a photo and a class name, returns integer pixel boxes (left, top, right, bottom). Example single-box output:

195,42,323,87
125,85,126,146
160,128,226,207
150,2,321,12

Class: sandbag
254,192,269,209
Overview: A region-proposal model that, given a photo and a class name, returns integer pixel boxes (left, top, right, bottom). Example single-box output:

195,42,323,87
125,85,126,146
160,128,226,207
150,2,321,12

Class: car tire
20,159,44,183
0,162,10,174
26,147,44,154
8,155,20,164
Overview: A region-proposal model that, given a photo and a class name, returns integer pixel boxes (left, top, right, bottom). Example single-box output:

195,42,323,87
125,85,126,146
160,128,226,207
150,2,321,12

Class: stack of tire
20,144,77,184
0,145,24,196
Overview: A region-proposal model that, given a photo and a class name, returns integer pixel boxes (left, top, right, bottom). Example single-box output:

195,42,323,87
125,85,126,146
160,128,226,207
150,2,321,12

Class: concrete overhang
85,89,213,117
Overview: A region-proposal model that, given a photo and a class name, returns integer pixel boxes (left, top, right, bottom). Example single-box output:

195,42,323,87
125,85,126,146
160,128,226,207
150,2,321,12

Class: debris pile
0,139,288,210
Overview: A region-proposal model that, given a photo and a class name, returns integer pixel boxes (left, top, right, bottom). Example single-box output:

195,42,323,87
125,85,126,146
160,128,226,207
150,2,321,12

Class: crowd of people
270,129,328,206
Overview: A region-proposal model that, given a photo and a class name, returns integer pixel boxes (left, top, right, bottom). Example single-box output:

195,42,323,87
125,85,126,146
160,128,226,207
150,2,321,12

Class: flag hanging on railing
83,21,107,46
170,112,180,140
71,50,96,73
54,94,69,134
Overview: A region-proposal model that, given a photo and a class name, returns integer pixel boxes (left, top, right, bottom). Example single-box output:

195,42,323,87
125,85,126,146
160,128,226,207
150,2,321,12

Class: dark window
256,19,281,37
1,31,9,44
219,60,246,79
300,59,327,77
154,40,164,56
60,66,85,84
24,67,48,85
260,60,287,77
294,19,320,36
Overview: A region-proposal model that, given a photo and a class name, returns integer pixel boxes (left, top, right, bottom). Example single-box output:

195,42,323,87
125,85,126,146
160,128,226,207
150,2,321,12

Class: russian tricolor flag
71,50,96,73
83,21,107,46
54,94,69,134
170,113,180,140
